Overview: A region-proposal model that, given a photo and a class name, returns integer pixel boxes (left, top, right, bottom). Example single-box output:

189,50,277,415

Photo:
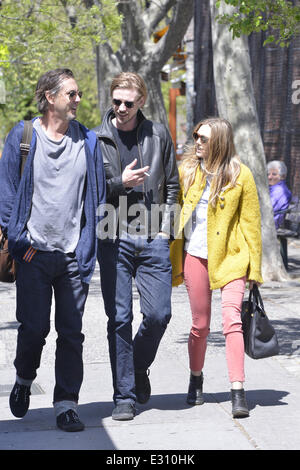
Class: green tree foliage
216,0,300,46
0,0,121,138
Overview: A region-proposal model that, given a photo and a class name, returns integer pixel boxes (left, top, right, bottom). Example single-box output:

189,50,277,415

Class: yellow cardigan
170,163,263,290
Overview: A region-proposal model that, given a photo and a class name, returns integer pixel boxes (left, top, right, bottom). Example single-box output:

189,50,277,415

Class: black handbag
241,284,280,359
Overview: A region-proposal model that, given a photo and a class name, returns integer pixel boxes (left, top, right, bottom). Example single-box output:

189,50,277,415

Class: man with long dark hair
0,68,106,431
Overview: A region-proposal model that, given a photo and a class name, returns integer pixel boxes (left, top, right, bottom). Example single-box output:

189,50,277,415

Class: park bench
276,196,300,269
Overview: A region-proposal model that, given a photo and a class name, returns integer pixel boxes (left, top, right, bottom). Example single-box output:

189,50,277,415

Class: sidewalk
0,351,299,451
0,240,300,451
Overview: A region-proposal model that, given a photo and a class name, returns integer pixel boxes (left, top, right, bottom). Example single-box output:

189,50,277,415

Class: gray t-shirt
27,119,87,253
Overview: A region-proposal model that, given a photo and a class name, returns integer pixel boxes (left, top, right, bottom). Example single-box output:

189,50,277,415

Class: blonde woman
170,117,263,418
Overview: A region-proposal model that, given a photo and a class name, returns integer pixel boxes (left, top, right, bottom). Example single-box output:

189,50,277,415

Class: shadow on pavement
135,389,289,413
209,389,289,411
272,317,300,355
0,388,289,432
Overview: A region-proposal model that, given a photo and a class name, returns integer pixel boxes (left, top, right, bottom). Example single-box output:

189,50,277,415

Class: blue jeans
98,235,172,404
15,251,89,403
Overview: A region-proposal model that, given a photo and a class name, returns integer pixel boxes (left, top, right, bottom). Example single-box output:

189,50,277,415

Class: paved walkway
0,240,299,451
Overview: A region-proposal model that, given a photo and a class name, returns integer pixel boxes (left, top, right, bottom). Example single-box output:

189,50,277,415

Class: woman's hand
249,280,262,290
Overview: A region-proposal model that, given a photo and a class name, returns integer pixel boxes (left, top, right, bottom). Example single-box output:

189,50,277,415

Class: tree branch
152,0,194,69
59,0,77,28
83,0,94,7
117,0,149,56
95,41,122,115
142,0,177,34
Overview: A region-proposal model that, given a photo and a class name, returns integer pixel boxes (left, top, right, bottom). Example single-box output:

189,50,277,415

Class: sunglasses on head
67,90,83,99
193,132,209,144
112,98,137,109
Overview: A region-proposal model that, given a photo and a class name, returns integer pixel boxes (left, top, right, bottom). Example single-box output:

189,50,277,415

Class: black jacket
93,108,179,237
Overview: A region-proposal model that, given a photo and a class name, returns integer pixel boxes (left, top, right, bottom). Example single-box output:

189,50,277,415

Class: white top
184,178,210,259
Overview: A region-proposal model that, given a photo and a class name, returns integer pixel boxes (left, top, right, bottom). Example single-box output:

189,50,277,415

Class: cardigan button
220,203,224,209
220,196,225,201
217,232,220,235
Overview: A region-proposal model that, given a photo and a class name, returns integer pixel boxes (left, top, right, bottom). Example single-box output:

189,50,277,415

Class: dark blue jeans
98,236,172,405
15,251,89,403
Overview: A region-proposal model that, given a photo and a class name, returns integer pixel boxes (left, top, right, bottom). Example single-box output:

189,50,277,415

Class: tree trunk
210,1,289,281
95,43,122,118
185,17,195,142
94,0,194,127
141,70,168,124
0,68,5,104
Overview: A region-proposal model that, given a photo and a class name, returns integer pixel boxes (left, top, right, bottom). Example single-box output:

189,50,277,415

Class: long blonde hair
180,117,241,207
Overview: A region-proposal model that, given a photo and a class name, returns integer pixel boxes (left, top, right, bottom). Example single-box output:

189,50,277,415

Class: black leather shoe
135,369,151,404
56,409,85,432
186,372,204,405
112,403,136,421
231,389,249,418
9,382,31,418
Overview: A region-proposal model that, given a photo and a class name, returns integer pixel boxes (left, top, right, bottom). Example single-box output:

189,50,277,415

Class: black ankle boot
231,389,249,418
186,372,204,405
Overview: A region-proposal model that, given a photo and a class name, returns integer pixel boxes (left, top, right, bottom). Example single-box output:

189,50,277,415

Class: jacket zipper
136,124,146,201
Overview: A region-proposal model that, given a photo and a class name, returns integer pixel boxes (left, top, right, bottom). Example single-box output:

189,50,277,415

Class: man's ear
139,96,146,108
45,90,55,105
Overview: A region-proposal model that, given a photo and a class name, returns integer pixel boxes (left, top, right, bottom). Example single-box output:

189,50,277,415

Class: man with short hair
94,72,179,420
0,68,106,431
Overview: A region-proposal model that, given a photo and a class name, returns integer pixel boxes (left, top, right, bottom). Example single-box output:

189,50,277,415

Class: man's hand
122,159,150,188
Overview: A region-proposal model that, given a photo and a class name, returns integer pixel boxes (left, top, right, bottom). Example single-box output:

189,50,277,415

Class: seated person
267,160,292,229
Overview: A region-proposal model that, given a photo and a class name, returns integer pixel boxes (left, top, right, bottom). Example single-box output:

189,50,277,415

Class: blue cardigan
0,118,106,284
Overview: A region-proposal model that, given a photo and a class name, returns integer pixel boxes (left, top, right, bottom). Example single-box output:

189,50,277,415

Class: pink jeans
183,252,246,383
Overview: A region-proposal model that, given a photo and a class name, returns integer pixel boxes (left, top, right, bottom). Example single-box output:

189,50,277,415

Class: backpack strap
20,120,33,176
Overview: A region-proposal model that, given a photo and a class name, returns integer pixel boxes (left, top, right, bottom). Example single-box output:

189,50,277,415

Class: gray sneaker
112,403,136,421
